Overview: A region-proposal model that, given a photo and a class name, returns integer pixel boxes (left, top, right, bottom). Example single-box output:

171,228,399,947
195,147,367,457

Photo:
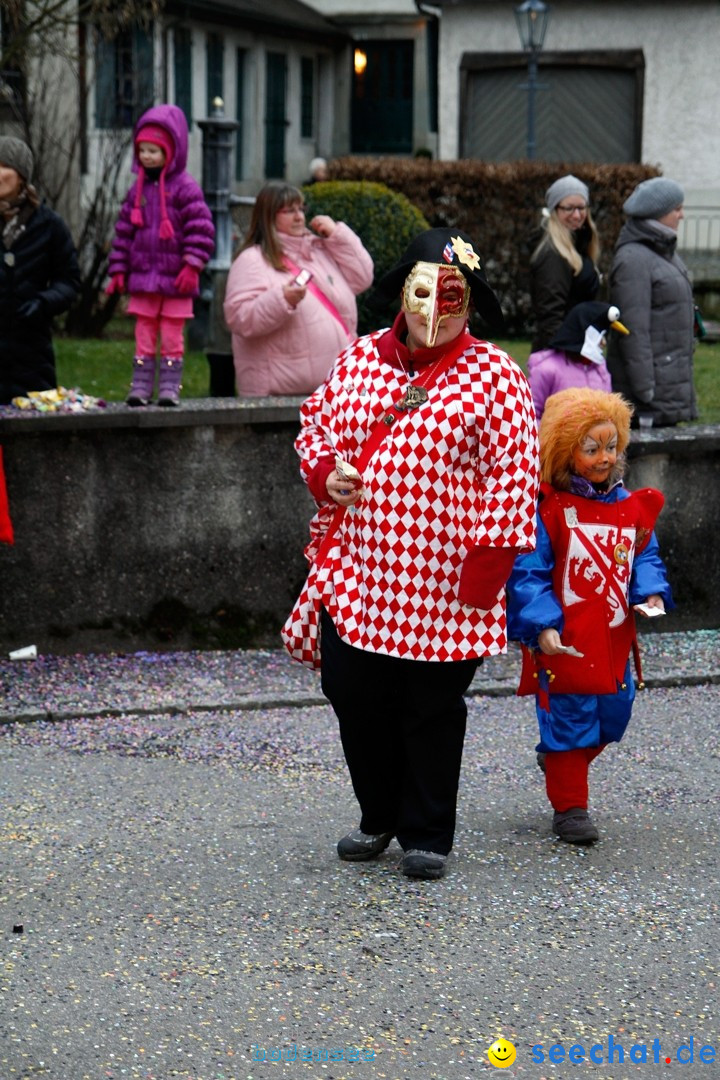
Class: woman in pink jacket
223,182,374,396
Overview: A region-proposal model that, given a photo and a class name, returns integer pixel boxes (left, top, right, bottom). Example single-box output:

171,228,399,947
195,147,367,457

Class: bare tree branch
1,0,163,69
1,0,168,334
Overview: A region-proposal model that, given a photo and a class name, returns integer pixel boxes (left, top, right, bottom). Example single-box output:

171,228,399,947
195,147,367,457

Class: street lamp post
514,0,551,160
197,97,240,394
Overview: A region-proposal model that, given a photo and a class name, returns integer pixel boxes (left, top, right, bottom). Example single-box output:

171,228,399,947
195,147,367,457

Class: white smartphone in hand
294,269,313,287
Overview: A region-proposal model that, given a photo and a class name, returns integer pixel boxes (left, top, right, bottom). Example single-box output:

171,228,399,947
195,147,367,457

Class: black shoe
126,391,150,407
552,808,599,844
337,829,393,861
402,849,447,880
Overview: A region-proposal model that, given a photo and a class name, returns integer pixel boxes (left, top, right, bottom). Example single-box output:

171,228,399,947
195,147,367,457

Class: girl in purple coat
107,104,215,406
527,301,629,419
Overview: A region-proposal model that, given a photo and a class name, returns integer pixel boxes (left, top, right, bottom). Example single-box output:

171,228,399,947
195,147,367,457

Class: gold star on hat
451,235,481,271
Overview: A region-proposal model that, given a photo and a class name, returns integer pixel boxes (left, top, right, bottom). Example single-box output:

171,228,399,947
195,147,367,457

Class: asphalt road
1,667,718,1080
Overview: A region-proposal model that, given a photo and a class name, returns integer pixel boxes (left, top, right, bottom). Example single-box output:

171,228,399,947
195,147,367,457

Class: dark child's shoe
552,808,599,845
536,752,546,773
337,829,393,861
402,849,447,880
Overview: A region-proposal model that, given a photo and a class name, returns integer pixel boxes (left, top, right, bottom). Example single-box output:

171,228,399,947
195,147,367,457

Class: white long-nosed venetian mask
402,261,470,348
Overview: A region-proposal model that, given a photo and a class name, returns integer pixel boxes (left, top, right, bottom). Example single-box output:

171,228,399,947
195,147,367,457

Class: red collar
377,312,474,373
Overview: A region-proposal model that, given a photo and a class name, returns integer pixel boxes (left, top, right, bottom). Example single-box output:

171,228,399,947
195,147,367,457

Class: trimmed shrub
301,180,430,334
327,159,662,335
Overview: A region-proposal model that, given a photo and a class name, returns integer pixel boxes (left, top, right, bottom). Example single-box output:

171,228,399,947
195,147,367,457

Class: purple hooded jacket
108,104,215,297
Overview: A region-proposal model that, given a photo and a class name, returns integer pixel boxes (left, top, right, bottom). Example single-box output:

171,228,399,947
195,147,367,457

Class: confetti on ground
1,630,718,722
0,637,718,1079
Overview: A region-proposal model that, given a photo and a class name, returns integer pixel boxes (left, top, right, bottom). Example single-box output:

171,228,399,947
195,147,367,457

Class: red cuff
458,547,519,609
307,456,336,503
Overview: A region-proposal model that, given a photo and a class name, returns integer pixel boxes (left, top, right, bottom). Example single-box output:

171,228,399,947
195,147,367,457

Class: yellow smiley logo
487,1038,517,1068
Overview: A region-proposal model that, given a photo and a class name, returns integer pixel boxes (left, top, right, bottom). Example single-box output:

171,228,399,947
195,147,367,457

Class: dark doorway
460,51,644,163
352,40,414,154
265,51,287,178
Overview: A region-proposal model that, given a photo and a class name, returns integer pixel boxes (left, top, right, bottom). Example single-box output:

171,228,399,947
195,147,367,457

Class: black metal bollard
198,98,239,396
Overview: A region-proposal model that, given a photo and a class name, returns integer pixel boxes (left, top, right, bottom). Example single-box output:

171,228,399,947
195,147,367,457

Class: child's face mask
402,262,470,348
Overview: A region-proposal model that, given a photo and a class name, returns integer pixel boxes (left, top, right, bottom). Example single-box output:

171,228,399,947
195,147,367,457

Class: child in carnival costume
527,300,629,420
507,387,673,844
107,104,215,406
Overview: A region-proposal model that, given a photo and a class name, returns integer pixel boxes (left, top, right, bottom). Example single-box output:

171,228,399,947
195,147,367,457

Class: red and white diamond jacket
294,323,539,662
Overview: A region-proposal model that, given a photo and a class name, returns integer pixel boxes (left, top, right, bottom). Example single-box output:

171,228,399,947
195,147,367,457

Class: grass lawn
55,336,211,401
54,321,720,423
498,338,720,424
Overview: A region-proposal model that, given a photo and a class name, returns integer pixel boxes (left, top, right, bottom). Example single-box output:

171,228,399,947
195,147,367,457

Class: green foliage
692,339,720,421
54,319,209,402
301,180,430,334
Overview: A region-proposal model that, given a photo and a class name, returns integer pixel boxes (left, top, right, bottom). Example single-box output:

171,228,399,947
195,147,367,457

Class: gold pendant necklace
398,383,429,410
394,353,441,411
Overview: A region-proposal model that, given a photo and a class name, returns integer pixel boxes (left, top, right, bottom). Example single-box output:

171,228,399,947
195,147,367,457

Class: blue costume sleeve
629,530,674,609
506,509,564,647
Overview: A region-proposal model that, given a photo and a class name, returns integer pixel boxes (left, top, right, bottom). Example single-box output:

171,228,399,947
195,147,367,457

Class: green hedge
326,159,662,335
301,180,429,335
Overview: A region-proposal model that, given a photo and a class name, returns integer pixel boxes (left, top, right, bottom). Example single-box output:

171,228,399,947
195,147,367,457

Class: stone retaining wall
0,401,717,654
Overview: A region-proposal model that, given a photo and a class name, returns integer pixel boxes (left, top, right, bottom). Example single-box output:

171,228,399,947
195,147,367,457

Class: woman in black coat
0,136,80,404
529,174,601,352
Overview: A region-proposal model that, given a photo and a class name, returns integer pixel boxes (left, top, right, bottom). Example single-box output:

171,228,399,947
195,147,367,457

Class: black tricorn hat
374,227,504,330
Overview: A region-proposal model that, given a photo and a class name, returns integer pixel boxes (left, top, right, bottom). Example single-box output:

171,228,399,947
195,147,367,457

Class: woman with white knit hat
606,176,696,427
529,174,601,352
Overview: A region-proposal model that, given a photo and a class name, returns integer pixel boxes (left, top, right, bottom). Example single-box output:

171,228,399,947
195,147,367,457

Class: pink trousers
134,315,185,359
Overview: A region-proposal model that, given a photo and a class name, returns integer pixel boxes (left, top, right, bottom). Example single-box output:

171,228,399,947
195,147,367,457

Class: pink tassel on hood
131,166,145,227
158,171,175,239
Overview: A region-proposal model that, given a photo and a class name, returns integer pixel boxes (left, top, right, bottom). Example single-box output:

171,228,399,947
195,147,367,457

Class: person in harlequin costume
283,228,539,880
507,387,673,845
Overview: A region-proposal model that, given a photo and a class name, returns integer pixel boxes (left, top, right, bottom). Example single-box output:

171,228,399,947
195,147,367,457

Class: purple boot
126,355,156,407
157,356,183,407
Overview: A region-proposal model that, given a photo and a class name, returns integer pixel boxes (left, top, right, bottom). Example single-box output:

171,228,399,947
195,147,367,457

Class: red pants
545,746,606,811
134,314,185,359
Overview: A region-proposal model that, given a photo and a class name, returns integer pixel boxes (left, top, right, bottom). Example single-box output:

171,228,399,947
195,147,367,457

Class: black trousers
320,609,478,855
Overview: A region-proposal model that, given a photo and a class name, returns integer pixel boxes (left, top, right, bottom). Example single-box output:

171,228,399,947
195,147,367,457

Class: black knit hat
374,227,504,329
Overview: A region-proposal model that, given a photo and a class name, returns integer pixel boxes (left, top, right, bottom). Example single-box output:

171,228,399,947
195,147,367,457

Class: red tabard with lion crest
538,485,664,685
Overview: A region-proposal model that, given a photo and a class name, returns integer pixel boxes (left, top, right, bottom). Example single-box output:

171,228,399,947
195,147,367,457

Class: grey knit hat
545,174,589,211
0,136,34,182
622,177,684,219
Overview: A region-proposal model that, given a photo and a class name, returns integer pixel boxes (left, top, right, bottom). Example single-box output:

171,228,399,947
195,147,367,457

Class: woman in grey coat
606,177,696,426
